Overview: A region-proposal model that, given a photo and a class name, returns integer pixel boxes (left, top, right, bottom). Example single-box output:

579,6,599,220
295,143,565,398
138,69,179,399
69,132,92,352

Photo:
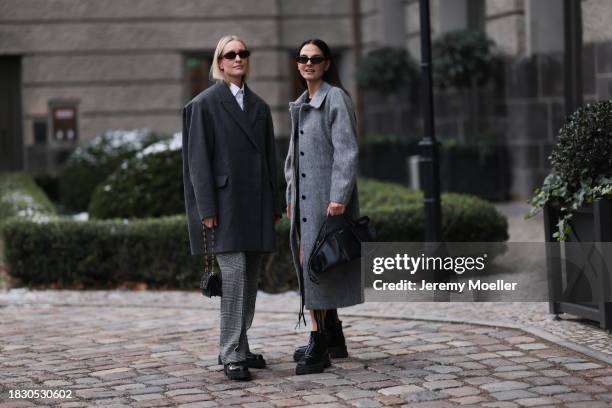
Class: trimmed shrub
358,179,508,242
2,216,198,289
550,101,612,190
58,129,167,212
89,135,183,219
2,182,507,291
0,172,57,221
357,47,419,93
529,101,612,239
358,178,421,211
432,30,496,89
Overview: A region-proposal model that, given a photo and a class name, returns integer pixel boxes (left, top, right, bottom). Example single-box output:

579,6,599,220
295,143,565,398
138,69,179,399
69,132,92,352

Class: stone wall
0,0,357,170
3,0,612,201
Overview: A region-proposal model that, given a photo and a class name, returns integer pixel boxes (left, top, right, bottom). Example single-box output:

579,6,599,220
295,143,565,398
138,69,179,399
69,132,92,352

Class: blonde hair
211,35,250,83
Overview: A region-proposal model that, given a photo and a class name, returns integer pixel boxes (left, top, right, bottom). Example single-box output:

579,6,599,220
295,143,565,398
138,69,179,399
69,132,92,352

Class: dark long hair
296,38,349,95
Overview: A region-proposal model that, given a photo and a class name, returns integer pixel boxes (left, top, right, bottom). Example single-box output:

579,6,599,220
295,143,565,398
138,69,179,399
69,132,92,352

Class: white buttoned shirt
229,82,245,111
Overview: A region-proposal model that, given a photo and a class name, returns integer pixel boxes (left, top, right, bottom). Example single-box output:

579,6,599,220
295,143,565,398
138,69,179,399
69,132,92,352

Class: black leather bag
200,226,222,297
307,214,376,283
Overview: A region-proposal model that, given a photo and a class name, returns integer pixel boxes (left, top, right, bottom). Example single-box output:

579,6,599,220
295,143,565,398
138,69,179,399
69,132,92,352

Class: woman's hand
327,202,345,216
286,205,292,220
202,217,218,229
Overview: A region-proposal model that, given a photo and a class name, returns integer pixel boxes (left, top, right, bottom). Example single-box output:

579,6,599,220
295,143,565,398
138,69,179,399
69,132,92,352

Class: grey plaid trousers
216,252,262,364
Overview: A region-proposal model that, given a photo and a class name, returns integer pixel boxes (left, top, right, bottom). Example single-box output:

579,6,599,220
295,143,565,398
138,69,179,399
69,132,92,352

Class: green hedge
0,172,57,221
2,216,198,289
2,185,507,291
59,129,167,212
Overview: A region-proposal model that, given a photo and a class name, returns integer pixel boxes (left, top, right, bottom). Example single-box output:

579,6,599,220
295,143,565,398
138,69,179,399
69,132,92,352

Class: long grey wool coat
284,81,364,310
182,81,279,255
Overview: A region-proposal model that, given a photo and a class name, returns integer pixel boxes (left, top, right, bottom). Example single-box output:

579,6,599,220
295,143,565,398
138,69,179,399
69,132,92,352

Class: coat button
301,195,306,200
300,151,304,156
301,173,305,178
300,130,304,134
302,217,307,222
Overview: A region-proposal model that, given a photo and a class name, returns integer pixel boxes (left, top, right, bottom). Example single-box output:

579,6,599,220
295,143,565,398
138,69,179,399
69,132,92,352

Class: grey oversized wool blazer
285,81,364,310
182,81,279,255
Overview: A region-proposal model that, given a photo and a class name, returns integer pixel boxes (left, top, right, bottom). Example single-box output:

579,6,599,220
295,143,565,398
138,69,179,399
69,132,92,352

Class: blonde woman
182,35,280,381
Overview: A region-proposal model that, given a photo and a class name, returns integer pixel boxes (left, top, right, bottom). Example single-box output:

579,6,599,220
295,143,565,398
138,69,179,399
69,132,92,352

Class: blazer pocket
215,175,229,189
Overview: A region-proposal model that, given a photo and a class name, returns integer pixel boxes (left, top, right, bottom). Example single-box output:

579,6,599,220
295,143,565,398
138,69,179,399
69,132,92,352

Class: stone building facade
0,0,610,199
0,0,374,172
367,0,612,199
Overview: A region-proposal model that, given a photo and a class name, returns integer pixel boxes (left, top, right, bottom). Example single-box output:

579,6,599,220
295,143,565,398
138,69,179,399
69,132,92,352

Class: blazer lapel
219,83,261,153
244,85,261,126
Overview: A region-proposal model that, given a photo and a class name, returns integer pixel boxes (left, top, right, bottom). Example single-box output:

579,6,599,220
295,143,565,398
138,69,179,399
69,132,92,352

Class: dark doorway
0,56,23,171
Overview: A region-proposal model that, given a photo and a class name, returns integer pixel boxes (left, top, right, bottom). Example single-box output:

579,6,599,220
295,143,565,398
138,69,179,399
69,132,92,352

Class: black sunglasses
295,55,326,65
222,50,250,60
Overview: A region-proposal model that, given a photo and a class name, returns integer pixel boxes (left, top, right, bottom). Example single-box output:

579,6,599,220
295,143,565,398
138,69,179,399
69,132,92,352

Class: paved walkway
1,202,611,406
1,290,611,407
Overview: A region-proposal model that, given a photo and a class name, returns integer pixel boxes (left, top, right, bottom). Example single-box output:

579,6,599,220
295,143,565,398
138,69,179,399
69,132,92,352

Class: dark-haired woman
285,39,363,375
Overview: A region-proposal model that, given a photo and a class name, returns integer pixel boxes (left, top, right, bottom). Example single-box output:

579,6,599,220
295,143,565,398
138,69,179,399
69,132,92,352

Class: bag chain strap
202,225,216,274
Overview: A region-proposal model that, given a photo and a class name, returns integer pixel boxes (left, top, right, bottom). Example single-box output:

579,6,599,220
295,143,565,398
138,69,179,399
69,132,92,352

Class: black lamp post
418,0,442,243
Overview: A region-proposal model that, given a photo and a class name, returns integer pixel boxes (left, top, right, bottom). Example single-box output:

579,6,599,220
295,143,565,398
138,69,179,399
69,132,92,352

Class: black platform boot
295,331,331,375
293,320,348,362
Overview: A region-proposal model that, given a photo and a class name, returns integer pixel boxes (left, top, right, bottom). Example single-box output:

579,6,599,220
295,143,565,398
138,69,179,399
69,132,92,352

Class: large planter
544,198,612,331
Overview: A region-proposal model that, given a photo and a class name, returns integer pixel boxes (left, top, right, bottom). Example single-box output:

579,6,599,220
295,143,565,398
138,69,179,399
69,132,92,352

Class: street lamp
418,0,442,243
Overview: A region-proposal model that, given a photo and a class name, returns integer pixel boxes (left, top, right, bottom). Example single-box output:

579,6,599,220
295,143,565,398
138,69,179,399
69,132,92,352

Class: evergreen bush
58,129,167,212
89,135,183,219
0,172,57,221
357,47,419,93
529,101,612,239
432,30,496,89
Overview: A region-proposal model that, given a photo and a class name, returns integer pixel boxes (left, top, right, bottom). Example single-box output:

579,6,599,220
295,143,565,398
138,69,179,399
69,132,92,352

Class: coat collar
289,81,332,110
228,81,244,98
217,81,262,152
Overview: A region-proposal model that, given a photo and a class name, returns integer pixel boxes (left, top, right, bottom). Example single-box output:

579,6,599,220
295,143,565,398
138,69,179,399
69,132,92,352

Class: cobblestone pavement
1,291,612,407
494,202,544,244
2,203,612,406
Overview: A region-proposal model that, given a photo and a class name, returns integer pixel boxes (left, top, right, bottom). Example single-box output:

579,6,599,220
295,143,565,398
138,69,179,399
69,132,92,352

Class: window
184,53,213,101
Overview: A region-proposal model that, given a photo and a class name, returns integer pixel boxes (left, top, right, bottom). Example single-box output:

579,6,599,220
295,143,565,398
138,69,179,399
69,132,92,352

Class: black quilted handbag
200,225,222,297
307,214,376,283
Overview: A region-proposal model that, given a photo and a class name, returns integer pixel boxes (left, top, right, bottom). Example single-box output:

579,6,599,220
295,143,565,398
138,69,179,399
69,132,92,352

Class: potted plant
529,101,612,330
432,30,497,90
357,47,419,94
432,29,499,141
357,48,420,184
